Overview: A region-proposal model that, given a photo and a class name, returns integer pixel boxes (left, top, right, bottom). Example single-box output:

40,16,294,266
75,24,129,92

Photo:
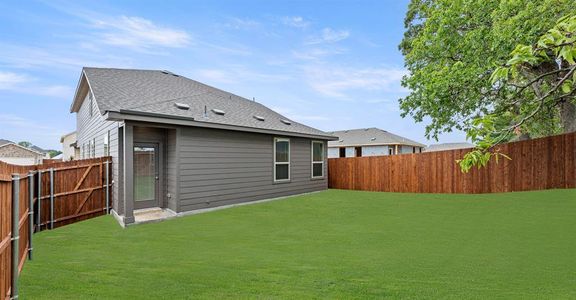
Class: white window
92,138,96,158
311,141,324,178
274,138,290,182
103,131,110,156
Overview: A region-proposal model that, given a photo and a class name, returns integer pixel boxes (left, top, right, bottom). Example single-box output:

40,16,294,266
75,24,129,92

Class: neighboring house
424,142,474,152
0,139,46,165
327,128,426,158
29,145,51,159
60,131,79,161
70,67,336,225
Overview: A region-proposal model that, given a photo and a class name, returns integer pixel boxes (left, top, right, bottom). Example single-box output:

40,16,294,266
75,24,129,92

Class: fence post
27,171,34,260
49,168,54,230
36,170,41,232
11,174,20,300
105,160,110,214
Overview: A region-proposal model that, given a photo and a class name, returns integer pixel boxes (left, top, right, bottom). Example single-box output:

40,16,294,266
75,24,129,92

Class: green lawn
20,189,576,299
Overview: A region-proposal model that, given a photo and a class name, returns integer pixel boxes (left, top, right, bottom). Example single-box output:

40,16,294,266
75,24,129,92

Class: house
327,128,425,158
60,131,79,161
70,67,336,225
0,139,46,165
424,142,474,152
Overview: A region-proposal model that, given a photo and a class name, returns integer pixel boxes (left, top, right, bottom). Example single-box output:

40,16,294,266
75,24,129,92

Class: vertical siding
177,127,328,212
75,92,121,213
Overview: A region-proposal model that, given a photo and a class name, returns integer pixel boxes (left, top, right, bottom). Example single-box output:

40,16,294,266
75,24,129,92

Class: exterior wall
0,144,43,165
177,127,328,212
328,145,425,157
327,147,339,158
61,133,77,161
131,125,178,212
345,147,355,157
166,129,179,212
361,145,388,157
75,92,121,213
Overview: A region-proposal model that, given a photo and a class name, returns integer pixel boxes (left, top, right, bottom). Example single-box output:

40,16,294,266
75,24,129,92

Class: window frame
103,131,110,156
273,137,291,182
311,141,325,179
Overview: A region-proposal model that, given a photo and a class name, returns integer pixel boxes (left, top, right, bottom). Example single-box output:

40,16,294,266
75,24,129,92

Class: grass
20,189,576,299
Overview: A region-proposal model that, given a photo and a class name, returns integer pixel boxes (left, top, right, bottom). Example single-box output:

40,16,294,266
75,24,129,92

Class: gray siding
131,125,178,211
76,92,122,213
177,127,327,212
166,129,179,212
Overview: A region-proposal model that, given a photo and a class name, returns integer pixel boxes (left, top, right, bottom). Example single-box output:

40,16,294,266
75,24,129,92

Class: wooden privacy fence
328,132,576,194
0,157,111,300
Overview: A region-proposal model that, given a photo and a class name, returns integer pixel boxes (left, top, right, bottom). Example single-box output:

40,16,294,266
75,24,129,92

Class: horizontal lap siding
178,127,327,212
76,93,120,213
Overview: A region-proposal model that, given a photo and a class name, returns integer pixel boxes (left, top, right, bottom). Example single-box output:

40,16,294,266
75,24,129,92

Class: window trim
311,141,325,179
273,137,290,182
103,131,110,156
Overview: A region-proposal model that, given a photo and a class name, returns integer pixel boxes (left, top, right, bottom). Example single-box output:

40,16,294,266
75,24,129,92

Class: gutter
107,110,338,141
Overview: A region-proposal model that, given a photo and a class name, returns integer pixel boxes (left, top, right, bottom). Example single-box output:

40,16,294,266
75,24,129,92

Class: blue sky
0,0,465,149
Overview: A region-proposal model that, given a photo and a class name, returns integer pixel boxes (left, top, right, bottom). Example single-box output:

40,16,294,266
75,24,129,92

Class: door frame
133,142,162,210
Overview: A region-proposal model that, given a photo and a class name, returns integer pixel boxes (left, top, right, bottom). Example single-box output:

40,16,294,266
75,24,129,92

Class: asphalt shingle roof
81,67,333,138
0,139,13,147
327,128,425,148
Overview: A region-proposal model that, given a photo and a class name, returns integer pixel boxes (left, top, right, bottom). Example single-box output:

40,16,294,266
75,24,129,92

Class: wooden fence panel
328,132,576,194
0,157,111,299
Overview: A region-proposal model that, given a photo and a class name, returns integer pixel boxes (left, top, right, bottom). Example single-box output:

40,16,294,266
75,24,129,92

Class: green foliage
456,115,511,173
18,141,32,148
460,15,576,172
400,0,574,140
47,150,62,158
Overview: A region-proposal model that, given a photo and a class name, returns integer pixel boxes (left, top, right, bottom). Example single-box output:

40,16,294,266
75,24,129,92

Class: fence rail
0,157,111,300
328,132,576,194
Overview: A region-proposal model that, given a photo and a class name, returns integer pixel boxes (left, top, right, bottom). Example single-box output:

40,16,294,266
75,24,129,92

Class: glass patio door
134,143,159,209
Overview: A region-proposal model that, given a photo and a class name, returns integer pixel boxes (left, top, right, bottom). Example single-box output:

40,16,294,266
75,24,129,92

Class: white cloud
223,17,260,30
93,16,191,50
0,114,66,149
303,65,407,98
0,71,73,98
0,44,135,70
282,16,310,28
306,28,350,45
194,66,291,84
0,72,29,89
292,47,346,60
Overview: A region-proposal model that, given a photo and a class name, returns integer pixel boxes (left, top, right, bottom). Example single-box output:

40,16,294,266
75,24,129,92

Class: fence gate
0,157,112,300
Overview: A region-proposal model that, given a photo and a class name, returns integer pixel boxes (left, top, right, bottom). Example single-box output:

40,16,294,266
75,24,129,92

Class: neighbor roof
0,139,13,147
424,142,473,152
0,142,45,156
328,128,425,148
72,67,335,139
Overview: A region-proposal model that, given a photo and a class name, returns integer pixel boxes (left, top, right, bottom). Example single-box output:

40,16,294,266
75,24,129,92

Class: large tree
399,0,576,141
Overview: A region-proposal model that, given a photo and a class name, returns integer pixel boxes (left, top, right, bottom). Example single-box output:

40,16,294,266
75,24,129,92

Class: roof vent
161,70,170,75
280,119,291,125
370,137,376,141
338,140,343,143
211,108,226,115
174,102,190,110
253,115,265,121
171,73,179,77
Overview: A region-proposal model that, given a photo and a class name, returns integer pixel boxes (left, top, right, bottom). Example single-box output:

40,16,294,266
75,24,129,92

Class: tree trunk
559,99,576,133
